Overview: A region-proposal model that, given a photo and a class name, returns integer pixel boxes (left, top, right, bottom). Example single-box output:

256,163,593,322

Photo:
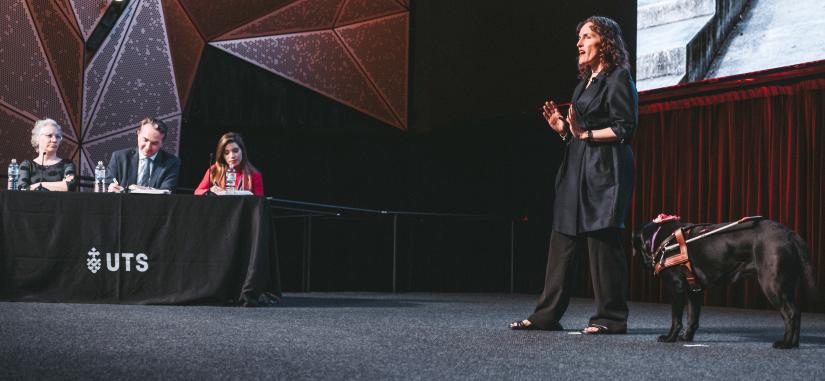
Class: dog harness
651,215,764,292
654,228,701,292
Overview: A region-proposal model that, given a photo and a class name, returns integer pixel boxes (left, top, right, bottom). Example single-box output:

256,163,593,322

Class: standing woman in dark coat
511,16,637,334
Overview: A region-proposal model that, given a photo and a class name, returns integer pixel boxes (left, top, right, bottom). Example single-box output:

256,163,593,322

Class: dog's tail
795,235,820,306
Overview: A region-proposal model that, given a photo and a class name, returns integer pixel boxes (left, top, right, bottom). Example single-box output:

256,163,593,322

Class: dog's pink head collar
652,213,680,224
650,214,680,250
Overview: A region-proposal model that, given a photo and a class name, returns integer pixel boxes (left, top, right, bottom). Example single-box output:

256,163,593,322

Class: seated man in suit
107,117,180,193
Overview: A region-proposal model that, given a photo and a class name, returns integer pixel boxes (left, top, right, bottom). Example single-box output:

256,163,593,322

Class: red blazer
194,165,264,196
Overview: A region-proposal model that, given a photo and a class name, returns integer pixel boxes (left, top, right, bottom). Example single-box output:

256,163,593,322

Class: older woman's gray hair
30,118,63,150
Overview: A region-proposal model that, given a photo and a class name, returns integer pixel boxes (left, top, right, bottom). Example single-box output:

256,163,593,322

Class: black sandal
242,292,280,307
509,320,539,330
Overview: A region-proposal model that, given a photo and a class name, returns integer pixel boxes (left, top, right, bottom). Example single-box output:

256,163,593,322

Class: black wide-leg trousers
527,229,629,332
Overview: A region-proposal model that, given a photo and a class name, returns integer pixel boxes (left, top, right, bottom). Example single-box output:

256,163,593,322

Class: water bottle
7,159,19,191
94,161,106,193
225,166,236,195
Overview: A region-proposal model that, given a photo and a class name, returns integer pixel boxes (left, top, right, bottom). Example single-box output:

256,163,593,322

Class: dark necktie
139,157,152,186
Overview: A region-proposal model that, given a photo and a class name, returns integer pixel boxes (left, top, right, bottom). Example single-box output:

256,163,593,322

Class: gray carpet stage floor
2,293,825,380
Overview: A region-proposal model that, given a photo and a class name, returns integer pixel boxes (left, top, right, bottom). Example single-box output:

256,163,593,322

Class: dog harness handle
663,215,764,252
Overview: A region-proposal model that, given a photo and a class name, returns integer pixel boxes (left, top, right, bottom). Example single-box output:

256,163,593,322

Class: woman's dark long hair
209,132,259,190
576,16,630,79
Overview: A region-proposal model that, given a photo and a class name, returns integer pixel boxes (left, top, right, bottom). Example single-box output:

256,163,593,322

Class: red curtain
628,75,825,312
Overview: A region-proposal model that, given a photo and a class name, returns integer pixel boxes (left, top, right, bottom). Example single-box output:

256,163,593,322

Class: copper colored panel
0,102,36,168
0,1,75,140
28,0,85,137
337,13,408,127
85,0,181,141
55,0,82,36
178,0,293,40
217,0,344,41
161,0,204,108
212,31,400,129
82,0,136,128
336,0,405,27
69,0,113,40
396,0,408,8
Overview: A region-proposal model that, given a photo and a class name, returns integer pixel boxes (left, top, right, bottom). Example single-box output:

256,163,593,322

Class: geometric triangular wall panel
2,0,409,187
337,0,406,26
210,0,409,129
82,0,135,130
212,31,400,128
0,1,77,142
160,0,204,109
216,0,345,41
337,12,409,127
70,0,114,40
177,0,294,40
83,0,181,141
0,103,39,168
80,0,181,175
29,0,85,137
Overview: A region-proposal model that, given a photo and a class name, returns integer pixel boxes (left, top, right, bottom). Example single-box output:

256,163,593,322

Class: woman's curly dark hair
576,16,630,79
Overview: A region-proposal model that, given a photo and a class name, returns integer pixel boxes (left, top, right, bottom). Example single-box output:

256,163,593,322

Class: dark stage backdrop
178,1,637,293
181,46,405,210
175,0,635,292
411,0,637,133
181,45,561,292
628,66,825,312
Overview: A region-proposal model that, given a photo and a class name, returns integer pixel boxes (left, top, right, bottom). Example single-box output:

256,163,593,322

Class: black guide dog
633,217,818,348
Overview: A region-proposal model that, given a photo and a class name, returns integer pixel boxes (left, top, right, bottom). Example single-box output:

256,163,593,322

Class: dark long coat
552,66,638,235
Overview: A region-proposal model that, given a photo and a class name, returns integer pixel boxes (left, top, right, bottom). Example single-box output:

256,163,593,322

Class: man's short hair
138,117,168,139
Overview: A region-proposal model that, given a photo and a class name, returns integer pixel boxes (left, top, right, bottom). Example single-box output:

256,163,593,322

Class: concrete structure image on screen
637,0,825,91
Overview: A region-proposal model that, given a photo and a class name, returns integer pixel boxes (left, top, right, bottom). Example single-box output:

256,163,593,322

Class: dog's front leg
679,290,703,341
658,290,685,342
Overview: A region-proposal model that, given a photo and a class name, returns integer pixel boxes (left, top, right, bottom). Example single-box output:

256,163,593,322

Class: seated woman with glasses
18,118,76,191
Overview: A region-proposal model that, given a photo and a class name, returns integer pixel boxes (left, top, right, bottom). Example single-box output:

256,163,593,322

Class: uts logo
87,247,149,273
87,248,102,273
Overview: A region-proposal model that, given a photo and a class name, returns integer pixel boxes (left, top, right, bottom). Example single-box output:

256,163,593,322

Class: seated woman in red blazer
195,132,264,195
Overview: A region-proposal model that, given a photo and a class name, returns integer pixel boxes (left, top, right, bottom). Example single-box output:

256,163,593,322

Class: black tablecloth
0,191,281,305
